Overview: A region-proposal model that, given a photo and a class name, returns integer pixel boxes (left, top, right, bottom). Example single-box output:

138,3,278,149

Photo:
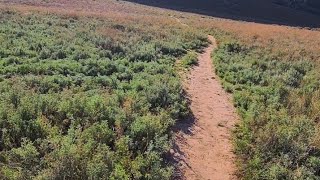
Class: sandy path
173,36,238,180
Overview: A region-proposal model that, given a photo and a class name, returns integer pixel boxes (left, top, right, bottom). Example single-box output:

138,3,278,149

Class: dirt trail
173,36,238,180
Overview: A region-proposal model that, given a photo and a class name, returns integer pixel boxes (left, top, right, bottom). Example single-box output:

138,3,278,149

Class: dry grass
1,0,200,39
190,17,320,62
5,0,318,63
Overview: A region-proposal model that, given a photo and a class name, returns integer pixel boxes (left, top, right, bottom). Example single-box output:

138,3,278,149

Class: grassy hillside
2,0,320,179
203,9,320,178
0,4,207,179
213,36,320,179
125,0,320,27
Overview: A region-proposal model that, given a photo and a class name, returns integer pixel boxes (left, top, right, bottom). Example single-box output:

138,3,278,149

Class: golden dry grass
3,0,320,63
190,17,320,62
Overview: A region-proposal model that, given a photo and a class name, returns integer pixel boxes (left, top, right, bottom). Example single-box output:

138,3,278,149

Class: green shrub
213,39,320,179
0,10,207,179
181,51,198,68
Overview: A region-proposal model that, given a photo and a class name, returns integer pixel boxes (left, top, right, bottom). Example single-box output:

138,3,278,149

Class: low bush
213,40,320,179
0,10,208,179
180,51,198,68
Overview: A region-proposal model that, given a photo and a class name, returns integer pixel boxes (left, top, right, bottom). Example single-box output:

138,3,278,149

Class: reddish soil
173,36,238,180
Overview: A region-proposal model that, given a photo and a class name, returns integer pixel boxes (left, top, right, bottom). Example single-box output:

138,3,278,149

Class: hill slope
125,0,320,27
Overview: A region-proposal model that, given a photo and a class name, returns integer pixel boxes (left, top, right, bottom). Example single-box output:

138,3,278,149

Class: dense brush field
0,8,207,179
2,0,320,179
213,32,320,179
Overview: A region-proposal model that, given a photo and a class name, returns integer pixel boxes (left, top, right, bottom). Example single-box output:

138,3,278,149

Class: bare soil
173,36,238,180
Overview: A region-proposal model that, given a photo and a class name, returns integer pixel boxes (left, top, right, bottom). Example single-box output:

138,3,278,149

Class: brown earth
173,36,238,180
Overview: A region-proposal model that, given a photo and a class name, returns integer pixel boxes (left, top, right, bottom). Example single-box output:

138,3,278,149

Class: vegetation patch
0,10,208,179
213,38,320,179
180,51,198,68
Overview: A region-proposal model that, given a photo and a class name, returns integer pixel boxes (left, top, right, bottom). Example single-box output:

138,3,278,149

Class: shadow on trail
123,0,320,28
169,113,195,179
166,89,197,179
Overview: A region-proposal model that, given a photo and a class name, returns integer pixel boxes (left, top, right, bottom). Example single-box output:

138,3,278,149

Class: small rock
169,149,175,154
174,152,181,158
218,123,225,127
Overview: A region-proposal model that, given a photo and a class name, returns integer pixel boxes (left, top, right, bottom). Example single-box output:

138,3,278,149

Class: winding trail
174,36,238,180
